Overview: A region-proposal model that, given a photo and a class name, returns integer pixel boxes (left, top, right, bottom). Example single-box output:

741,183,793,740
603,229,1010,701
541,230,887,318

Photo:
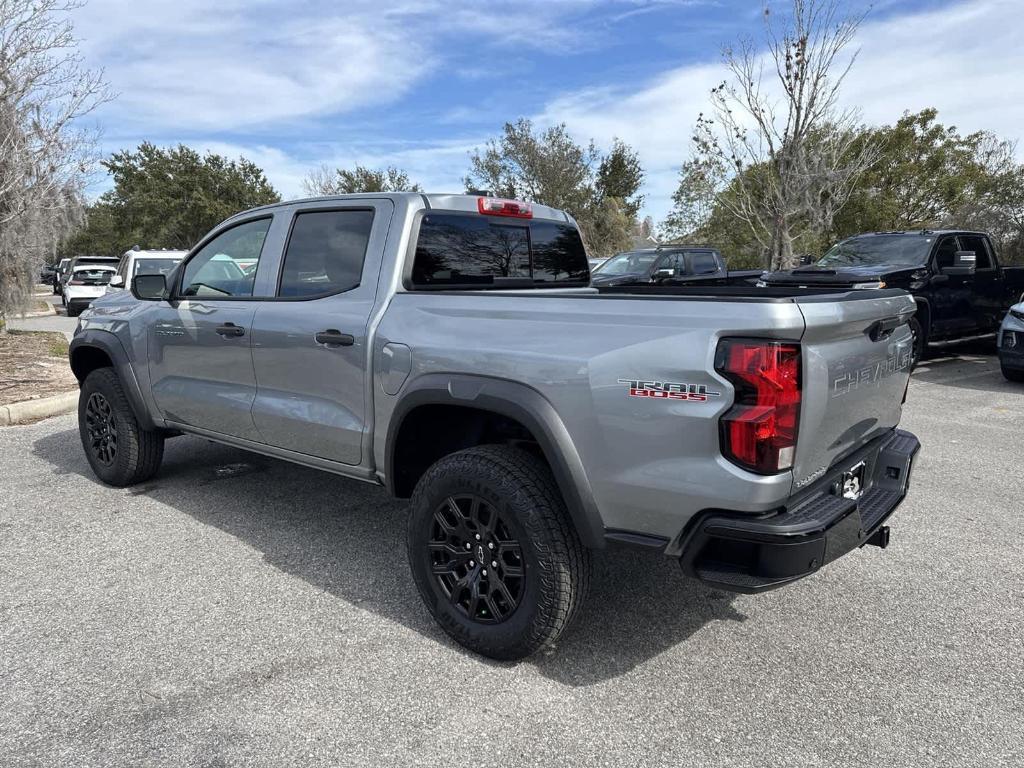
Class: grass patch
48,336,70,357
7,329,68,357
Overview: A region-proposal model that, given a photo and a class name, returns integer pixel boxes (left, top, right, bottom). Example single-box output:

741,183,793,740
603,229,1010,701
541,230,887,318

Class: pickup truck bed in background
69,193,921,659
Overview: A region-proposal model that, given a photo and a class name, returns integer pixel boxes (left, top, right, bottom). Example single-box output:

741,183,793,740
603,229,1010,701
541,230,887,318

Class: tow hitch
865,525,890,549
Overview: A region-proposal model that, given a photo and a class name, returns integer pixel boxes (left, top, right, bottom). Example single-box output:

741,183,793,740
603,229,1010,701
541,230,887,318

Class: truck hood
763,264,922,286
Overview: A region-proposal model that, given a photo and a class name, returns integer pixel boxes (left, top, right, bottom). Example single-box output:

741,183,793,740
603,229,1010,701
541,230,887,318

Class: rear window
411,213,588,288
134,258,180,277
73,269,115,284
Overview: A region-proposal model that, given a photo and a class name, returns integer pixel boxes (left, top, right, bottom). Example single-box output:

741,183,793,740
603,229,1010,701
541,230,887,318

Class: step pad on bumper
680,429,920,593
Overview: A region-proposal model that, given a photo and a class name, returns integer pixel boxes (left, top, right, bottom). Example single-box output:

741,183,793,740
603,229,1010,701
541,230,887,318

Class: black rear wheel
407,445,590,660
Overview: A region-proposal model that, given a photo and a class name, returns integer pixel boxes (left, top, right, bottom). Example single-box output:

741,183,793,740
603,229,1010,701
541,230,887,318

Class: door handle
215,322,245,338
315,329,354,347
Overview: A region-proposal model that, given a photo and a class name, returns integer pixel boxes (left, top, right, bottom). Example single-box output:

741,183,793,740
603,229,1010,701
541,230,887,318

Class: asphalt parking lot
1,347,1022,767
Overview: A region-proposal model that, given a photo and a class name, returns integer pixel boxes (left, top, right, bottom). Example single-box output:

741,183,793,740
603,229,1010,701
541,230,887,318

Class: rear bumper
678,428,920,593
66,298,95,310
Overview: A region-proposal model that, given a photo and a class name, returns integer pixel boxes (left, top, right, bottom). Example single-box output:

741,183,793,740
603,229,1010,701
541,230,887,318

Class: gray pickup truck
70,193,921,659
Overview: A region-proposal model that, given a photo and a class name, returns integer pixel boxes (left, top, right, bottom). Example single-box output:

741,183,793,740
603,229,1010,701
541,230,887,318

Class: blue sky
72,0,1024,222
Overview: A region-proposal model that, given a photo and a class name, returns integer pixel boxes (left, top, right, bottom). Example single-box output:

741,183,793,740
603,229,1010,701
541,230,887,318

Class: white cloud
75,0,430,132
535,0,1024,222
75,0,1023,224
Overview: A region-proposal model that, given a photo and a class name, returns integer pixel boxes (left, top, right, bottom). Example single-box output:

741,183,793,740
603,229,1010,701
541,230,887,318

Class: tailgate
792,291,916,491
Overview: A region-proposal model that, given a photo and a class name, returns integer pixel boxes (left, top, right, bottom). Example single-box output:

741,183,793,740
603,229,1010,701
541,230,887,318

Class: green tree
465,119,645,258
596,139,645,220
833,109,992,235
302,165,422,195
62,143,281,255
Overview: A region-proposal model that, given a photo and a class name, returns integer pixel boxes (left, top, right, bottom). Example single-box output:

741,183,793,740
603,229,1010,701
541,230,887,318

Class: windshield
816,235,933,268
133,258,180,277
593,251,659,275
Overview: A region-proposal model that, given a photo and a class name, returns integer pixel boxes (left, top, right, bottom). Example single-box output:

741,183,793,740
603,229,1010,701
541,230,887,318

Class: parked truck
69,193,921,659
760,230,1024,364
590,245,761,287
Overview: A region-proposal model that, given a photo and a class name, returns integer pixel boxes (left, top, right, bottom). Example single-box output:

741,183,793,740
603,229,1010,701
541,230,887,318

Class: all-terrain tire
78,367,164,487
407,445,591,660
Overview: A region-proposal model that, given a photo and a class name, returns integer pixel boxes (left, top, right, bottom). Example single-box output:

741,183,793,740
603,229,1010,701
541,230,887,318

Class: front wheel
78,368,164,487
407,445,591,660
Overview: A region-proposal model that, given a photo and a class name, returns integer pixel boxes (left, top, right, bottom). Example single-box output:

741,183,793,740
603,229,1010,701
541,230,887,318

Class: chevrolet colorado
70,193,920,659
761,230,1024,364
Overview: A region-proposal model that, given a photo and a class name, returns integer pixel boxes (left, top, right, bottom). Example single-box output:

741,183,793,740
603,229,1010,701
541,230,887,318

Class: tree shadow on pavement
33,427,744,686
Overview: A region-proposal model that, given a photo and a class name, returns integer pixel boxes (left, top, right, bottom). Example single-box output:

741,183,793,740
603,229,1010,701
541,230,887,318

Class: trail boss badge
619,379,721,402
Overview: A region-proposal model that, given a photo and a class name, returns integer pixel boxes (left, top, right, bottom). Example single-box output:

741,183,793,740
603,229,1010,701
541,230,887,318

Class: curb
0,390,79,426
14,306,57,318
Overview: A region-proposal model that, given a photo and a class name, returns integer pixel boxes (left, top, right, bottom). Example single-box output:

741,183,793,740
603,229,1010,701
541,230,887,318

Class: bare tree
692,0,876,269
0,0,111,327
302,164,422,195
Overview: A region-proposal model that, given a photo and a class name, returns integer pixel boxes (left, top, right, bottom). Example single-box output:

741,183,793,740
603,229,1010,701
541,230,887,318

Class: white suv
64,264,117,317
106,248,188,294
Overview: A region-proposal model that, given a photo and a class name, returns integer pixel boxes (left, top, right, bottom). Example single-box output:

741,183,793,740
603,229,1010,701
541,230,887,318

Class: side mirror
109,274,125,288
940,250,976,276
131,273,167,300
652,268,675,281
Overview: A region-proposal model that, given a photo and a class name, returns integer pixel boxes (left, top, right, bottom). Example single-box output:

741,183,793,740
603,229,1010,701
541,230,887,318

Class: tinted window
181,218,270,297
689,251,720,275
958,235,992,269
279,210,374,297
655,252,687,276
530,220,589,283
412,213,587,287
934,237,959,270
134,258,180,277
72,268,115,284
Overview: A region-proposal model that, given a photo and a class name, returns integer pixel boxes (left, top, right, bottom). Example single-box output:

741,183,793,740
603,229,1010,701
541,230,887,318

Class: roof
849,230,989,238
225,192,573,224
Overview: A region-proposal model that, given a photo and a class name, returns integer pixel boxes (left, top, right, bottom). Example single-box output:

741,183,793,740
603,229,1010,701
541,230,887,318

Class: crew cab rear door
791,291,917,491
248,199,394,466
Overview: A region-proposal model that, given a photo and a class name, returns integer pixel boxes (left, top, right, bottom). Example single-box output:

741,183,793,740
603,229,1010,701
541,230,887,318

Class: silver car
998,301,1024,382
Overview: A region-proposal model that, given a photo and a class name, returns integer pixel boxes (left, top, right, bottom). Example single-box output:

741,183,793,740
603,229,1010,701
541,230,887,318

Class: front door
929,235,978,339
148,216,275,441
250,201,393,465
959,234,1004,333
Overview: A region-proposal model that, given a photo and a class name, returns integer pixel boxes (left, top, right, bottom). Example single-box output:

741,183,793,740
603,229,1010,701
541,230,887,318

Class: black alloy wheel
407,445,591,660
429,494,525,623
84,392,118,466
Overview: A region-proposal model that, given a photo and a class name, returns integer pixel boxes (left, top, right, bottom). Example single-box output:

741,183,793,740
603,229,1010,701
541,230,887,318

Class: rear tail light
715,338,802,474
68,279,85,285
478,197,532,218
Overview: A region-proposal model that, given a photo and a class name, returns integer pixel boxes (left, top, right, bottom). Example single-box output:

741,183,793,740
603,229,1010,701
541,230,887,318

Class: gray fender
385,374,605,549
69,329,157,430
